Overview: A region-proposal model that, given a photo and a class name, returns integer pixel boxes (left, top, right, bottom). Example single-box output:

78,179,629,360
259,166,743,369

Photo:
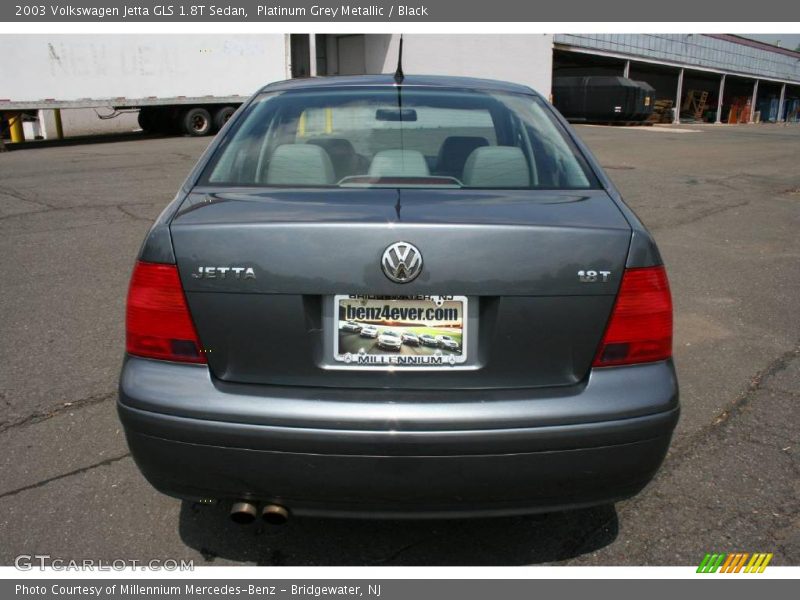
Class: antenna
394,35,405,164
394,35,404,83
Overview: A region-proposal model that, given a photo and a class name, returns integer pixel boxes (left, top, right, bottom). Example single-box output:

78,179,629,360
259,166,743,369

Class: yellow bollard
53,108,64,140
8,112,25,143
298,111,306,137
325,107,333,134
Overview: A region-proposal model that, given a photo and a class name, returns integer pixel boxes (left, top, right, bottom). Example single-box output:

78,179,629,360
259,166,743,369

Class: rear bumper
118,356,679,518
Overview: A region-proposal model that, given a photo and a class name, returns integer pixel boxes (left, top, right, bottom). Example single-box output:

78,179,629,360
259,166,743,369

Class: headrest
265,144,335,185
368,149,430,178
306,138,357,158
462,146,530,188
436,136,489,173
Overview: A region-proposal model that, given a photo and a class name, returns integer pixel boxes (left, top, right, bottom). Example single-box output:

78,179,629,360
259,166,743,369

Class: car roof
260,74,537,96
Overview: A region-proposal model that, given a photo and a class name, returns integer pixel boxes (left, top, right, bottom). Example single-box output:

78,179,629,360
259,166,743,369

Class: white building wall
363,34,394,75
373,35,554,97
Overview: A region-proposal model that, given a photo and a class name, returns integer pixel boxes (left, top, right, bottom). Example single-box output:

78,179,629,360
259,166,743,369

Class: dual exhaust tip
230,501,290,525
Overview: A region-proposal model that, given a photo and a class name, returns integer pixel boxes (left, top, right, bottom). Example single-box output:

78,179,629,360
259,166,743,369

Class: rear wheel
212,106,236,132
140,107,177,135
137,108,157,133
181,107,212,137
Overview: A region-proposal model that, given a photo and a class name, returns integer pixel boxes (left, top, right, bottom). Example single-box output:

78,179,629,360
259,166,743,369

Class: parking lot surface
0,124,798,566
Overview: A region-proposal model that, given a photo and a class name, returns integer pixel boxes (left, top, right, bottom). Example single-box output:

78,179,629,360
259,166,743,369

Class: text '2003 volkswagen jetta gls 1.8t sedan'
118,75,678,524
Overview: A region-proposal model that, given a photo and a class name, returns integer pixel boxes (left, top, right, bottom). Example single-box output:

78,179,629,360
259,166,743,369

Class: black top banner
3,0,800,22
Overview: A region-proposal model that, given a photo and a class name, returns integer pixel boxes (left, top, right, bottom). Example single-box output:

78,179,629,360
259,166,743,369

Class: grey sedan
118,74,678,524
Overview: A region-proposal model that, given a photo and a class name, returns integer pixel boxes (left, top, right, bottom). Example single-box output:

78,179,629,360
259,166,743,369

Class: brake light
126,261,206,363
592,266,672,367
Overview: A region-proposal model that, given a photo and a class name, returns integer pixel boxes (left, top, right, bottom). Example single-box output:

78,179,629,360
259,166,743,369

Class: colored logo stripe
697,552,773,573
721,553,748,573
697,553,726,573
745,553,773,573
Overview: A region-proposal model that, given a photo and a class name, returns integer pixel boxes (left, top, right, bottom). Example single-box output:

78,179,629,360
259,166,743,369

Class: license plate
334,295,468,367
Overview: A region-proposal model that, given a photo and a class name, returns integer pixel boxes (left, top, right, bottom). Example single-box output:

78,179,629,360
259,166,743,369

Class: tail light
592,266,672,367
126,261,206,363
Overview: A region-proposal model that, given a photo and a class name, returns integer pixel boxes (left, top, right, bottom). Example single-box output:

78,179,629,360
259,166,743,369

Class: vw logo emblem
381,242,423,283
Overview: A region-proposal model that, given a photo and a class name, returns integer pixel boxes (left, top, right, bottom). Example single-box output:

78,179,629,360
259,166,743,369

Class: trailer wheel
140,107,176,135
137,108,157,133
181,107,212,136
212,106,236,132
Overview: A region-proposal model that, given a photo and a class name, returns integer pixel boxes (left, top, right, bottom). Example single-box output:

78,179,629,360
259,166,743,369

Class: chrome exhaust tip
261,504,290,525
229,501,258,524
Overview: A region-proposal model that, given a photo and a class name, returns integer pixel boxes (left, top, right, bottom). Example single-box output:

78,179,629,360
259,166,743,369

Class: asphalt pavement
0,123,798,566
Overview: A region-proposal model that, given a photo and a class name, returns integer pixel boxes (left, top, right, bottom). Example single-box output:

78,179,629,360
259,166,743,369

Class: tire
140,107,177,135
181,107,212,137
137,108,157,133
212,106,236,132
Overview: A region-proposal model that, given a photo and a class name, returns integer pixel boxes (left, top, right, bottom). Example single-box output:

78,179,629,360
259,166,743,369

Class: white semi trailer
0,34,554,143
0,34,291,140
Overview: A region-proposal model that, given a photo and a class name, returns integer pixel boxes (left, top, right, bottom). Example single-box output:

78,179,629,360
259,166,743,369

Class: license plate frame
333,294,468,368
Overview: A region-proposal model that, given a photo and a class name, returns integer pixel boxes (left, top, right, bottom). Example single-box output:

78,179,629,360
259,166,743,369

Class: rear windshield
203,87,599,190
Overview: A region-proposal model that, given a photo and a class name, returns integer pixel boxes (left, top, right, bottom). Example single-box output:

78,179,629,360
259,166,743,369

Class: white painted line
580,125,702,133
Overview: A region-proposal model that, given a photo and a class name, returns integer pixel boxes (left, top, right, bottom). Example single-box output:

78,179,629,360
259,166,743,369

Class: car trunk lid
170,188,631,389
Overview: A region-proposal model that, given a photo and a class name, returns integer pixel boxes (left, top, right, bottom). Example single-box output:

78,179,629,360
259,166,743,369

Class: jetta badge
191,266,256,279
381,242,423,283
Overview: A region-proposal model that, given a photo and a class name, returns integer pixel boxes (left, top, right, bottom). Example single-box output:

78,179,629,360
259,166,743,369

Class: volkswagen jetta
118,75,678,522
